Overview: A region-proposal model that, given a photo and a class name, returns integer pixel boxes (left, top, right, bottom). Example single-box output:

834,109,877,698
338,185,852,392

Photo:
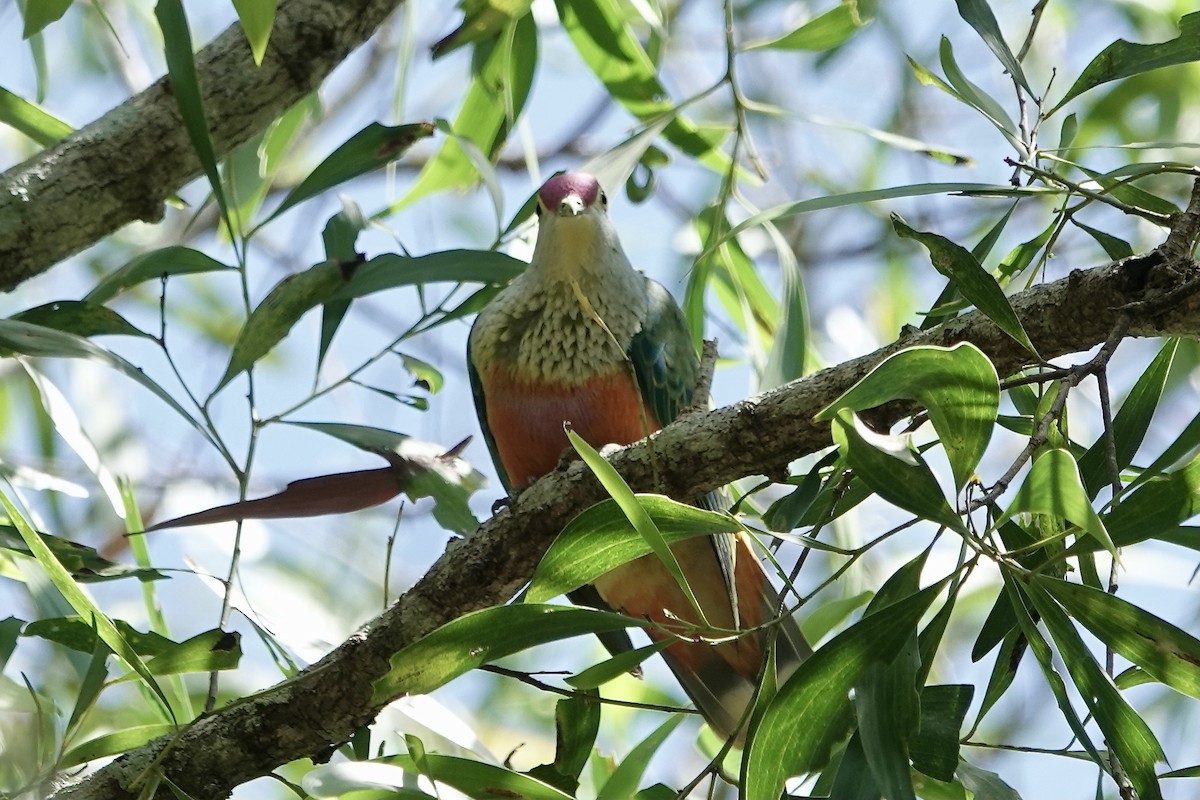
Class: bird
467,171,810,742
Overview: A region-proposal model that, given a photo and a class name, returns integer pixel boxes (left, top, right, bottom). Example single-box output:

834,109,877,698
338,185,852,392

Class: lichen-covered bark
0,0,405,292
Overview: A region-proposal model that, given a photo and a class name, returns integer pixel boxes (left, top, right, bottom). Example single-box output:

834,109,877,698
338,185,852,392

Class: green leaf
799,590,873,644
1023,580,1166,800
0,320,215,449
1051,12,1200,115
215,260,352,393
333,250,525,301
830,410,965,532
20,0,73,38
528,691,601,794
597,715,684,800
893,215,1038,358
936,37,1024,155
818,343,998,490
1072,219,1134,260
316,201,366,373
155,0,232,226
372,605,644,702
86,246,234,304
912,684,974,781
1078,338,1177,497
743,581,946,798
60,724,176,768
970,629,1024,732
10,302,148,339
432,0,535,58
557,0,729,174
954,0,1032,95
526,495,739,603
956,759,1024,800
316,755,573,800
1,492,174,721
567,431,708,625
265,122,434,224
566,640,673,689
0,86,73,145
1036,576,1200,700
0,526,164,583
743,2,868,51
231,0,277,64
1004,448,1115,554
302,761,436,799
1098,455,1200,550
124,629,241,678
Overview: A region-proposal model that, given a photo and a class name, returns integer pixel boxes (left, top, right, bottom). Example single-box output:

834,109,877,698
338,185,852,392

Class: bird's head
530,172,626,278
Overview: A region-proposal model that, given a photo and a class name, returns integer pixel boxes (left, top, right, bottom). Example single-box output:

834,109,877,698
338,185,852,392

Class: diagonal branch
0,0,405,292
47,190,1200,800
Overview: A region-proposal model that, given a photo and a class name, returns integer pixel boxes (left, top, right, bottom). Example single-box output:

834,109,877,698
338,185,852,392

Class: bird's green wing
466,321,513,495
628,277,700,430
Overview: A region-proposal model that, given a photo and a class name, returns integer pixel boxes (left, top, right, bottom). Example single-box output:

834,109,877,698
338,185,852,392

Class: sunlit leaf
566,639,672,689
432,0,535,58
231,0,277,64
20,0,72,38
954,0,1032,94
1003,448,1114,554
743,2,867,51
60,724,176,768
956,759,1024,800
596,715,684,800
372,605,645,701
0,86,72,145
1051,12,1200,114
742,581,945,798
818,343,998,490
302,761,436,799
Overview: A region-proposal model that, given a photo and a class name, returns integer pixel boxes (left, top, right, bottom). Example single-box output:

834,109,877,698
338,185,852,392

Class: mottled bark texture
0,0,405,292
49,184,1200,800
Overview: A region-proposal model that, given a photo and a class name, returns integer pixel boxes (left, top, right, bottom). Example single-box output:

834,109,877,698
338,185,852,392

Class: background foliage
2,1,1200,798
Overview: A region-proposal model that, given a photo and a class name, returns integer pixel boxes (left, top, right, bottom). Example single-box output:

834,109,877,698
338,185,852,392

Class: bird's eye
599,191,608,207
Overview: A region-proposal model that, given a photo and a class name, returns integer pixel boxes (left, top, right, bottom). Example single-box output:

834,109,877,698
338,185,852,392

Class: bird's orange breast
480,366,658,489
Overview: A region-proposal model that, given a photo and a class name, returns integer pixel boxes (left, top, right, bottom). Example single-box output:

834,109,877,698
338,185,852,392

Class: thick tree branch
47,199,1200,800
0,0,405,292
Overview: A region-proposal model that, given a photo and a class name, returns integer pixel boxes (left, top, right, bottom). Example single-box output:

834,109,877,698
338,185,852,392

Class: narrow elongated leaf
744,2,867,51
1078,338,1177,497
528,692,601,794
0,86,72,145
954,0,1032,94
936,38,1025,155
956,759,1024,800
333,250,525,300
893,216,1038,358
60,724,176,768
596,715,684,800
0,526,163,582
317,201,367,372
11,302,148,339
566,640,672,689
265,122,434,224
1004,448,1115,554
527,495,738,603
831,410,965,532
1023,580,1166,800
302,761,436,799
743,581,946,798
373,605,645,701
1051,12,1200,114
316,755,573,800
818,343,998,490
21,0,73,38
432,0,535,58
231,0,277,64
1037,576,1200,700
1098,455,1200,550
86,246,233,304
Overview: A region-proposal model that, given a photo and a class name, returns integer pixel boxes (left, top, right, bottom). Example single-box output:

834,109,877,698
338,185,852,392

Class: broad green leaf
526,495,738,603
1037,576,1200,700
1023,580,1166,800
922,203,1017,329
566,640,672,689
265,122,434,224
743,2,867,51
742,581,945,799
557,0,729,174
912,684,974,781
1051,12,1200,115
1075,163,1181,217
155,0,232,225
432,0,535,58
827,734,880,800
763,467,823,533
119,629,241,678
1,492,173,721
830,410,965,532
1003,448,1115,554
396,14,536,208
60,724,176,768
996,220,1055,281
1072,219,1134,260
11,302,148,339
1078,338,1177,497
231,0,277,64
0,86,72,145
20,0,72,38
23,616,170,654
0,525,164,583
372,605,645,701
818,343,998,490
215,260,351,393
954,0,1032,95
528,692,601,794
86,246,234,304
893,215,1038,358
596,715,684,800
0,320,215,448
333,250,526,301
567,431,708,625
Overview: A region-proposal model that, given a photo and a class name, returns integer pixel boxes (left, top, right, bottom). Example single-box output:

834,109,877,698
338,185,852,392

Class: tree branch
47,197,1200,800
0,0,405,292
